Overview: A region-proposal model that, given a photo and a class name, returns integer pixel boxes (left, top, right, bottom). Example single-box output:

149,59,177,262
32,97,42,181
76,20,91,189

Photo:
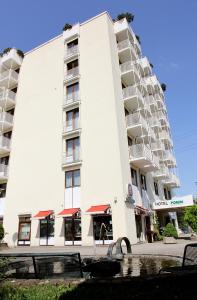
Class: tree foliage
117,12,134,23
62,23,72,31
0,224,4,242
161,83,167,92
184,205,197,232
162,223,178,238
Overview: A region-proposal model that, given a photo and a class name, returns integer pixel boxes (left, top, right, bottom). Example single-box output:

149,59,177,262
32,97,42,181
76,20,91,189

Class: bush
162,223,178,239
161,83,167,92
3,48,12,55
62,23,72,31
184,205,197,232
17,49,24,58
117,12,134,23
0,224,4,242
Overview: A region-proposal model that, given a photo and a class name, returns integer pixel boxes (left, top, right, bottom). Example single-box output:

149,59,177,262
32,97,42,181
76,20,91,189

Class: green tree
62,23,72,31
117,12,134,23
184,205,197,232
0,224,4,242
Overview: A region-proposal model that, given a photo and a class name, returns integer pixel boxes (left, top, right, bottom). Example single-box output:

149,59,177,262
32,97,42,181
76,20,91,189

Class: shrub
117,12,134,23
162,223,178,239
161,83,167,92
184,205,197,232
62,23,72,31
3,48,12,55
0,224,4,242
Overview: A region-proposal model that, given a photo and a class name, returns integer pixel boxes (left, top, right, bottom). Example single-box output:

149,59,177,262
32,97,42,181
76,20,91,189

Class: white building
0,12,180,247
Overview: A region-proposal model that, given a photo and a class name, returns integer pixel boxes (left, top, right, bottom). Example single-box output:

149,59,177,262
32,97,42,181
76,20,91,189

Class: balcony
1,48,23,69
117,39,137,62
65,67,79,83
0,89,16,108
0,197,5,217
0,136,11,154
150,75,162,93
137,57,152,77
147,95,157,112
62,121,80,136
153,166,169,179
159,130,173,147
120,61,140,86
163,151,177,168
126,112,148,137
0,164,8,181
63,91,80,108
0,112,13,131
122,86,144,111
114,18,135,42
63,24,80,41
129,144,158,171
144,77,155,95
64,45,79,61
151,140,165,153
149,116,161,130
62,152,81,167
137,101,151,117
164,173,180,188
0,69,18,89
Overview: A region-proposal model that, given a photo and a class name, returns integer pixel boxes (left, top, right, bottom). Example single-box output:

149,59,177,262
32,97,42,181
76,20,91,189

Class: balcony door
66,109,79,132
66,82,79,102
66,137,80,163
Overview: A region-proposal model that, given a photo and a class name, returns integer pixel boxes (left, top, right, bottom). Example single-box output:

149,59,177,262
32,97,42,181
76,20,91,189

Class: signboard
153,195,194,210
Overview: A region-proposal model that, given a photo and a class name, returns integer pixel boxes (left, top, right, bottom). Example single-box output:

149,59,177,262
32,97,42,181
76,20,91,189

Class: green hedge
162,223,178,238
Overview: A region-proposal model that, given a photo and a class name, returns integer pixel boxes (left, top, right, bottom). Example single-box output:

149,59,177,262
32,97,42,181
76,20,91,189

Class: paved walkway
0,240,195,258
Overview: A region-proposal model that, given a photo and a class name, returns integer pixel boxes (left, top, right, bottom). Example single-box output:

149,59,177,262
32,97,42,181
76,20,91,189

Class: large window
67,39,78,49
66,137,80,161
140,174,147,191
18,216,31,241
65,169,80,188
66,108,79,131
67,59,78,70
154,181,159,196
66,82,79,101
131,168,138,186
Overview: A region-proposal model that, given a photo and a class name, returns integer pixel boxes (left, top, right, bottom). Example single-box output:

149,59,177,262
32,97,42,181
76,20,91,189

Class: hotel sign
153,195,194,210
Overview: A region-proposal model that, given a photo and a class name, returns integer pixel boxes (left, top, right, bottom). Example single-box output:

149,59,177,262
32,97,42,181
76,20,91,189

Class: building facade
0,12,180,247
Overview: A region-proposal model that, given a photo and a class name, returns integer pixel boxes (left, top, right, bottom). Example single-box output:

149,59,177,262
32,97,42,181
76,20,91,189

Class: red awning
86,204,111,215
58,208,80,217
135,205,148,215
33,210,53,219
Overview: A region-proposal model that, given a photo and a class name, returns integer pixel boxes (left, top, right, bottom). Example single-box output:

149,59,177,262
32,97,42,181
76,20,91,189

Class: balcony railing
153,166,169,179
63,121,80,133
0,70,18,88
159,130,173,146
0,112,13,130
62,152,80,165
122,86,144,104
1,48,23,69
117,39,137,60
65,45,79,59
126,112,148,130
137,57,152,76
120,61,139,75
129,144,152,161
0,164,8,180
0,136,11,153
149,116,161,128
64,91,80,106
163,151,177,166
151,140,165,152
0,89,16,108
65,67,79,81
165,173,180,187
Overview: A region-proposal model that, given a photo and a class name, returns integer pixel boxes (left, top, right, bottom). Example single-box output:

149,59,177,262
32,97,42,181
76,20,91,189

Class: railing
64,91,79,105
165,173,180,187
117,39,136,56
126,112,148,129
149,116,160,127
0,89,16,104
66,67,79,79
122,86,143,101
62,152,80,165
65,45,79,58
0,69,18,82
151,140,165,151
129,144,152,161
63,121,79,133
0,112,13,124
0,136,10,149
120,61,139,75
154,167,169,178
159,130,172,144
0,164,8,177
163,151,176,164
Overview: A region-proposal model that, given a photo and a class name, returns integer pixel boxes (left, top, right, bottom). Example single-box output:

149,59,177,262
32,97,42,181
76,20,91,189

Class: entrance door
40,217,54,246
93,215,113,245
65,217,81,245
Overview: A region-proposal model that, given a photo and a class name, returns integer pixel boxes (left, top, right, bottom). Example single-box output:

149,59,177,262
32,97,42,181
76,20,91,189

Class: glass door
93,215,113,245
64,217,81,245
40,217,54,246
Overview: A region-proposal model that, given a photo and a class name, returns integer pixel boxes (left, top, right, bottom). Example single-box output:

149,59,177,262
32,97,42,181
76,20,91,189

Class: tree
17,49,24,58
161,83,167,92
184,205,197,232
62,23,72,31
0,224,4,242
117,12,134,23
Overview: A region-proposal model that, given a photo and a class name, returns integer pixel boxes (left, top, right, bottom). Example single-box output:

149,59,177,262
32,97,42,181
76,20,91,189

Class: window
67,59,78,70
128,137,133,146
66,137,80,161
67,39,78,49
154,181,159,196
66,82,79,101
164,188,168,200
131,168,138,186
18,216,31,241
140,174,147,190
65,169,80,188
0,183,7,198
168,190,172,200
0,156,9,165
66,108,79,131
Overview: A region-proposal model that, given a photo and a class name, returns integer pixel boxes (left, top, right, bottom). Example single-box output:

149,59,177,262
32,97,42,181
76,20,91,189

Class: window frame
154,181,159,196
131,168,138,186
65,169,81,188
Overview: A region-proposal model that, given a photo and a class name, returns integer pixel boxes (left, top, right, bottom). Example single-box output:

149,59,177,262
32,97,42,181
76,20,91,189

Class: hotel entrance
33,210,54,246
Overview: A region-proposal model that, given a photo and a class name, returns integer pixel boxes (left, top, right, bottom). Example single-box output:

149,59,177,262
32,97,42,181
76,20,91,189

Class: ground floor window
40,217,54,246
135,215,142,239
18,216,31,245
65,217,81,245
93,215,113,244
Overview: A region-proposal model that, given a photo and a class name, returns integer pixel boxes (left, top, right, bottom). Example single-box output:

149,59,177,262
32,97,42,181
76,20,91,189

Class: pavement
0,239,196,258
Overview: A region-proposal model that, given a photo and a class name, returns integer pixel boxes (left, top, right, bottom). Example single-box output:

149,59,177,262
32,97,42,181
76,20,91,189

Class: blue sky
0,0,197,196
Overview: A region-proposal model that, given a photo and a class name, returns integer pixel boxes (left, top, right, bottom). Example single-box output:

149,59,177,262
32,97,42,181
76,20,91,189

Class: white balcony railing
0,69,18,86
0,136,11,151
122,86,144,101
149,116,161,128
117,39,137,58
151,140,165,152
129,144,152,161
163,151,177,166
165,173,180,187
0,112,13,124
0,89,16,107
154,166,169,178
62,152,80,165
126,112,148,130
0,164,8,179
159,130,173,145
63,121,80,133
120,61,139,75
65,67,79,80
65,45,79,59
64,91,80,106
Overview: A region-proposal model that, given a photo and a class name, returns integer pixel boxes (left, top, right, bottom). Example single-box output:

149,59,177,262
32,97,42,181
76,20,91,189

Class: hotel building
0,12,180,246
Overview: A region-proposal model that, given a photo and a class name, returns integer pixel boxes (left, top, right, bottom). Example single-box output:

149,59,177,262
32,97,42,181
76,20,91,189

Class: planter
163,237,177,244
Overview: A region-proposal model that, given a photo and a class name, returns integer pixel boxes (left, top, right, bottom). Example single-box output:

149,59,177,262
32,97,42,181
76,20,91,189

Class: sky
0,0,197,196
